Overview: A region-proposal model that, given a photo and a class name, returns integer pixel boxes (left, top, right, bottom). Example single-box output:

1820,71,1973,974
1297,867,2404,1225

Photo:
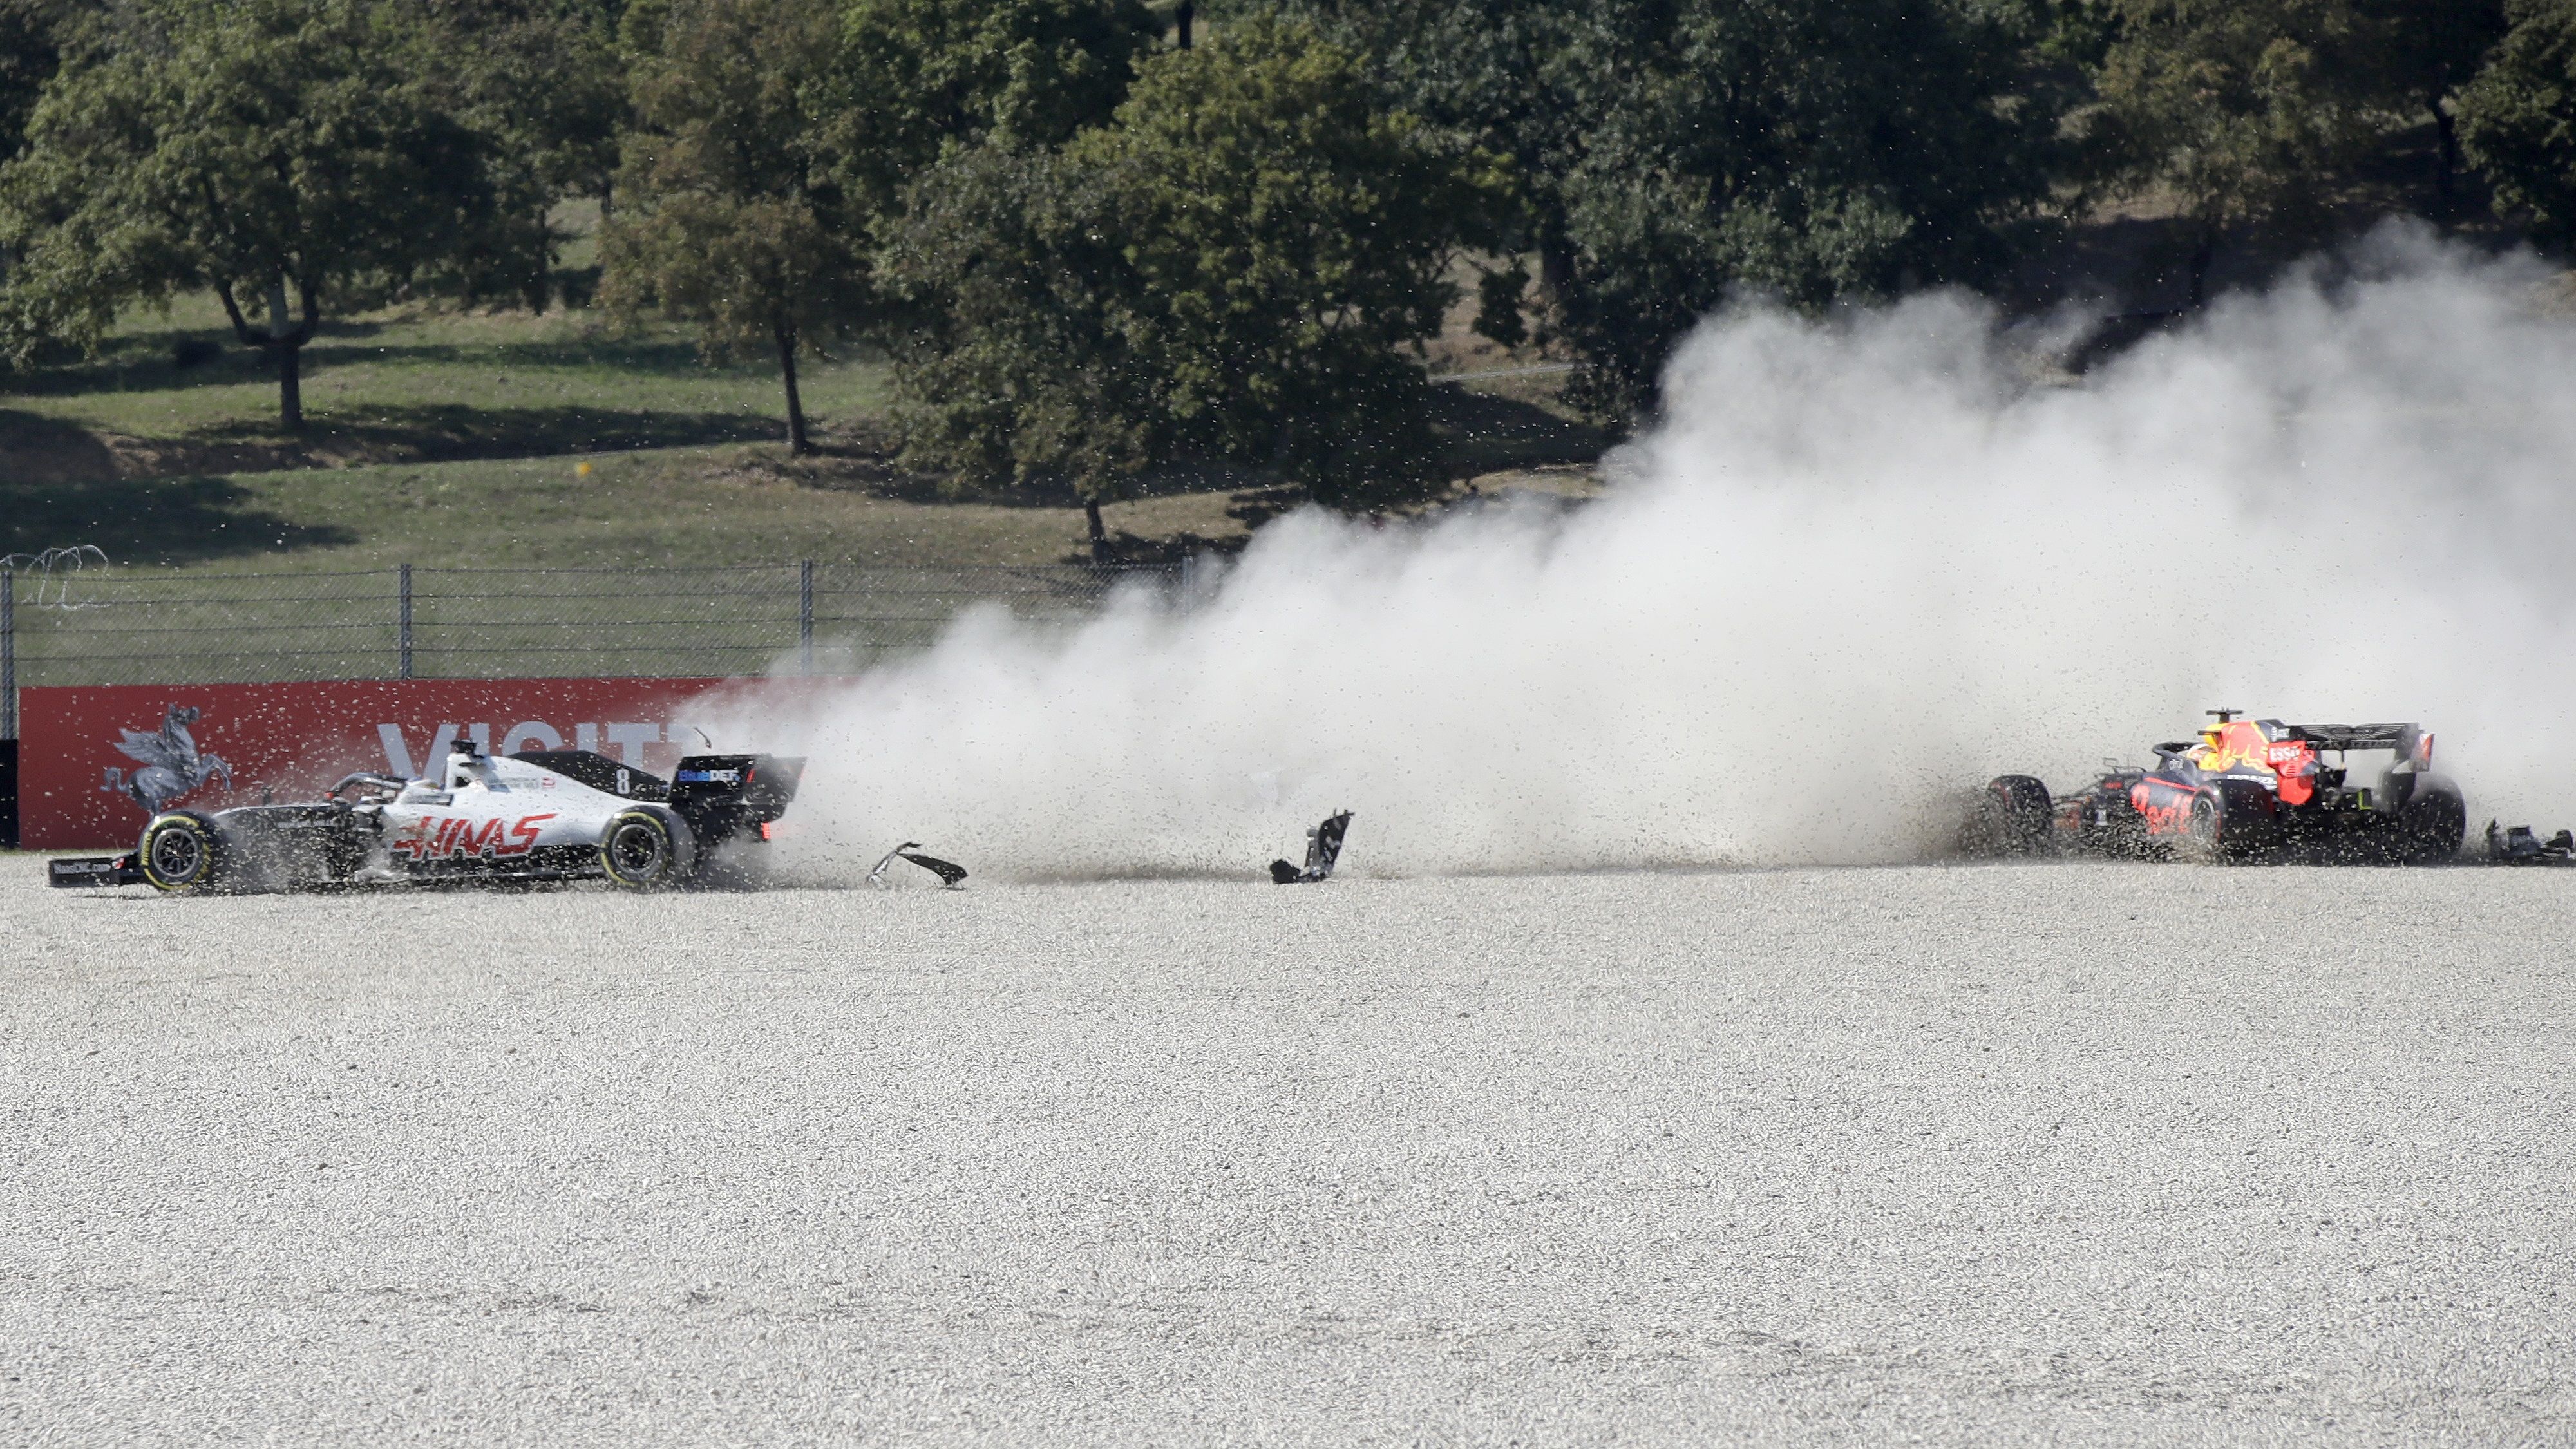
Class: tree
1555,0,2060,414
823,0,1157,216
0,0,69,166
2458,1,2576,241
1083,17,1492,502
400,0,630,308
2093,0,2387,305
600,0,867,454
2358,1,2509,212
0,0,518,429
1231,1,2062,417
1208,0,1596,326
885,17,1495,541
878,146,1155,553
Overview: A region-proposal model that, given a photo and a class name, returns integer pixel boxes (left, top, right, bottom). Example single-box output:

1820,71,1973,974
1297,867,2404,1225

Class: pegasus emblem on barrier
113,704,234,813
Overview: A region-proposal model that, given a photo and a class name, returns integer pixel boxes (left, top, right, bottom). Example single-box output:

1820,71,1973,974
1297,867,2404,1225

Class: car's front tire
138,811,230,894
600,806,696,889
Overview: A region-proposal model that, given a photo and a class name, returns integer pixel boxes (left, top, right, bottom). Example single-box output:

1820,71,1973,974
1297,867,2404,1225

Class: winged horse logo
114,704,233,812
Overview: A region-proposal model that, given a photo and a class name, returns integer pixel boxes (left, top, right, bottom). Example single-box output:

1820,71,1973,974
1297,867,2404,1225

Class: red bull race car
1962,711,2465,864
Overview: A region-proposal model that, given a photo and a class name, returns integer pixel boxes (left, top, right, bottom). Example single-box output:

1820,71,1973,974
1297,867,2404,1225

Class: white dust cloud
746,224,2576,879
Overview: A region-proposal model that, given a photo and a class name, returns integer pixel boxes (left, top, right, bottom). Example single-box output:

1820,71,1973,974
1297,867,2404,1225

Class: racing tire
2176,793,2227,864
600,806,697,889
2396,785,2466,866
137,811,229,895
1961,775,2054,857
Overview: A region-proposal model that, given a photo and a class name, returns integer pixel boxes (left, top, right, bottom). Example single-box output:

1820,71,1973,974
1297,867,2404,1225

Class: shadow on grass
296,336,735,376
235,401,786,460
1428,384,1615,476
2,321,778,401
0,407,119,480
4,321,389,399
1,400,790,485
1,473,358,565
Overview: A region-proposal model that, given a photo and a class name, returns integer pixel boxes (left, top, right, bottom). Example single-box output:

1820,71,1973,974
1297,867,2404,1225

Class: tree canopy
1563,0,2061,413
2459,1,2576,243
1231,0,2062,416
599,0,865,453
398,0,630,309
2,0,2571,509
0,0,520,429
825,0,1157,214
0,0,69,166
885,16,1497,539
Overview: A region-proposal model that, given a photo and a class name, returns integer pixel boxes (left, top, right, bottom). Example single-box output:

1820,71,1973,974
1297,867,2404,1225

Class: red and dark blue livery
1964,711,2465,863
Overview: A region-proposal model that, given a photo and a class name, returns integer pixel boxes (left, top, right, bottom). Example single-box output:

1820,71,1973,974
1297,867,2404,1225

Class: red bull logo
2130,779,2199,834
2193,719,2276,774
2180,720,2320,806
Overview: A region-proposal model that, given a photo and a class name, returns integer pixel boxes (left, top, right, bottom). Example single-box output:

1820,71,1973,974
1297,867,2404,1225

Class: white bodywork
376,751,635,871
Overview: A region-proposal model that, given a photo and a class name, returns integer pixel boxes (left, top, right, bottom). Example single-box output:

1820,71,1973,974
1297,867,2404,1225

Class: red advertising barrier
17,677,849,849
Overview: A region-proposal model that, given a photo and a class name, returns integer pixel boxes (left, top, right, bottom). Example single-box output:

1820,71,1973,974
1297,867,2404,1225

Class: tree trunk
278,342,303,433
1539,233,1574,303
267,276,306,431
2186,225,2217,309
1175,1,1193,48
212,274,319,433
1084,497,1109,563
775,319,810,455
2431,93,2460,216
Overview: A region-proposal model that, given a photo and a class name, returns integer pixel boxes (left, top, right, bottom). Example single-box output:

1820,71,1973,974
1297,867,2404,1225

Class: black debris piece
2486,820,2576,865
869,842,969,888
1271,810,1352,885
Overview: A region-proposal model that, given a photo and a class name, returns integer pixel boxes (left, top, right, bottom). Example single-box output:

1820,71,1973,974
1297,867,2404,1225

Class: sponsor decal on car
390,812,558,862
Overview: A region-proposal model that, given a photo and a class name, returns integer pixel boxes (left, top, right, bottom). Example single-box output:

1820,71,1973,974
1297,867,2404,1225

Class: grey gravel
3,862,2572,1446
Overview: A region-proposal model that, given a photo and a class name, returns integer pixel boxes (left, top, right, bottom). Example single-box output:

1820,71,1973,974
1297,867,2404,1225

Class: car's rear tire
2398,786,2465,865
1960,775,2054,857
600,806,696,889
138,811,229,894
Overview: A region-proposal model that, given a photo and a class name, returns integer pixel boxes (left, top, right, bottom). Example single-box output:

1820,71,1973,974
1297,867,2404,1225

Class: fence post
799,559,815,676
1,562,15,741
398,564,414,681
0,563,13,849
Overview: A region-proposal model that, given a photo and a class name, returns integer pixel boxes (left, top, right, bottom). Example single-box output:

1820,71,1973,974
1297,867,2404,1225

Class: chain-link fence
0,560,1182,739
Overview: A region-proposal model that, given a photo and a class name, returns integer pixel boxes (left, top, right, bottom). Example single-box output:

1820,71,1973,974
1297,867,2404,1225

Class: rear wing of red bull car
2282,723,2433,762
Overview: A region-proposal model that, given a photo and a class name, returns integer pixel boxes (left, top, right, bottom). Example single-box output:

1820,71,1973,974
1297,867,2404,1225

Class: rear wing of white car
670,754,805,844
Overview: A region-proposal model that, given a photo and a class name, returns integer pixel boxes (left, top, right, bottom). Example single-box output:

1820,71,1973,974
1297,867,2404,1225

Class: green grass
0,307,1605,685
5,292,887,457
3,303,1605,576
3,551,1170,686
0,215,1613,691
2,221,1610,584
1,442,1283,571
0,284,1166,571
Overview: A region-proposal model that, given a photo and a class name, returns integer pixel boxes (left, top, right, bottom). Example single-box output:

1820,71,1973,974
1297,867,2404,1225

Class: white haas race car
48,739,802,894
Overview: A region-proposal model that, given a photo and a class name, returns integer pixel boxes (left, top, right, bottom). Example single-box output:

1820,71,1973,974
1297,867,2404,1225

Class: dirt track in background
4,863,2571,1445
